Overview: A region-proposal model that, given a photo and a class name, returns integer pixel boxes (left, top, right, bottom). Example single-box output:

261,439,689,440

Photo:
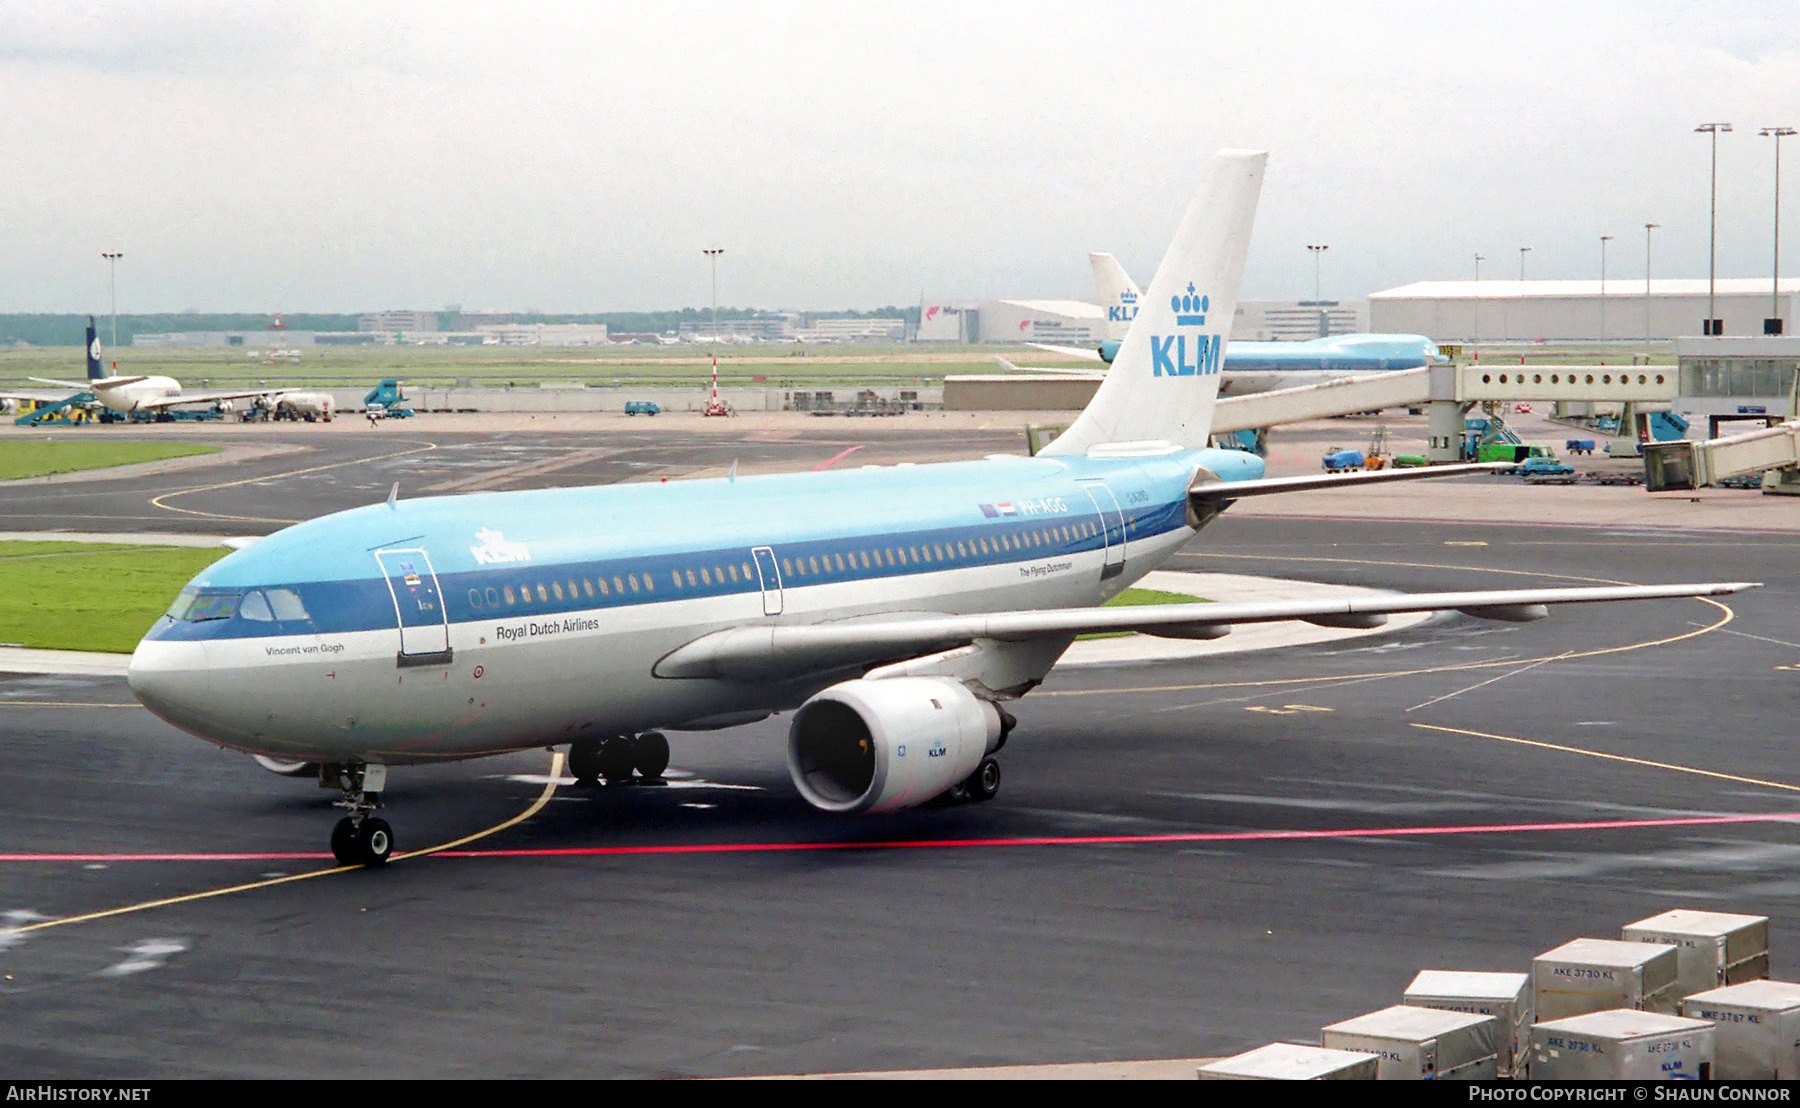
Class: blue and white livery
128,151,1754,865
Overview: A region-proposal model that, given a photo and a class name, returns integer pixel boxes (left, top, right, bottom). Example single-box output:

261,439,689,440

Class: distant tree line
0,306,923,346
0,314,359,347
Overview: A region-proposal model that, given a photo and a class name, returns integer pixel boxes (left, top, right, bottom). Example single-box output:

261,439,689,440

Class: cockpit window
230,588,312,623
239,591,275,622
166,589,241,622
265,588,310,621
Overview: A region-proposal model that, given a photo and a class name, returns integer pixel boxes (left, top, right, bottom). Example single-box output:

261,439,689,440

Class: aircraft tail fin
1089,252,1141,341
86,316,103,381
1041,150,1265,457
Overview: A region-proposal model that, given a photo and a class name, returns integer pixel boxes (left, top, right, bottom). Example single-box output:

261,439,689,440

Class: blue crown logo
1119,289,1138,305
1170,282,1209,326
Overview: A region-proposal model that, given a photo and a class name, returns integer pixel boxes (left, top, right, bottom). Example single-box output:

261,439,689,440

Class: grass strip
1079,586,1208,641
0,441,219,481
0,541,229,652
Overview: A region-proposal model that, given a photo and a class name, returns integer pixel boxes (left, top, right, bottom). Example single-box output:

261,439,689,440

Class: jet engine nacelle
787,676,1002,814
0,399,15,416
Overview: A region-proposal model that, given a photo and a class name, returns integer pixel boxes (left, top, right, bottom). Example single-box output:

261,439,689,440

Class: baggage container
1534,937,1681,1020
1320,1004,1499,1079
1197,1043,1379,1080
1529,1009,1714,1080
1680,979,1800,1079
1404,970,1532,1077
1623,909,1770,995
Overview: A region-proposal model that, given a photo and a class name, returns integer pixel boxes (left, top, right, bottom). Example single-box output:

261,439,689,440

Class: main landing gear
568,732,671,787
945,757,1002,805
325,762,394,867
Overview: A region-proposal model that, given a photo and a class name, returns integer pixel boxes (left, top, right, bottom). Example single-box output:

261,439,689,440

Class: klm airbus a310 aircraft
128,151,1754,865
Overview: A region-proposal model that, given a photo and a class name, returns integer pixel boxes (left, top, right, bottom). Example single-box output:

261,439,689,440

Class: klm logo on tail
1107,288,1138,324
1151,282,1220,377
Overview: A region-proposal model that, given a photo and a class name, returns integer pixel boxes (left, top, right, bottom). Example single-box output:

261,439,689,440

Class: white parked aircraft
127,152,1754,865
6,320,298,419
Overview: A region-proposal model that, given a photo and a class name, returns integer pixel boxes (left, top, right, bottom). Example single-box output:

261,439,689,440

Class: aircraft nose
127,639,212,726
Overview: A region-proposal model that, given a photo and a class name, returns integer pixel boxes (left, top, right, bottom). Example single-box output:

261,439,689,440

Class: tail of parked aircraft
1041,150,1265,457
1090,252,1142,341
85,317,103,381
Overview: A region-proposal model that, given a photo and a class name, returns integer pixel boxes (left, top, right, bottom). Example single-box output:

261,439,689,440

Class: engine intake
788,676,1001,814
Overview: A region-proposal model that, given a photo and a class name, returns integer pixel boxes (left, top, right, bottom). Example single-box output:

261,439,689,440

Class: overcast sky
3,0,1798,314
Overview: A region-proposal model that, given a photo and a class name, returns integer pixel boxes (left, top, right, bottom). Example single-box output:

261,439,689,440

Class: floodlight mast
1600,235,1614,345
1763,127,1797,333
101,251,123,351
1644,223,1660,345
1473,252,1485,343
1696,122,1732,334
704,246,725,412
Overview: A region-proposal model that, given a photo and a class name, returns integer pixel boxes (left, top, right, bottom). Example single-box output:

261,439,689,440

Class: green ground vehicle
624,401,661,416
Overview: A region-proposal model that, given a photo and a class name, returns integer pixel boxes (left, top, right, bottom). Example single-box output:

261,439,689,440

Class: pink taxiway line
811,445,866,470
3,811,1797,864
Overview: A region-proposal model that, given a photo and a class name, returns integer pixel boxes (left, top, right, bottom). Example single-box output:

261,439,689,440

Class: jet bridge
1026,361,1681,459
1213,363,1678,463
1643,420,1800,495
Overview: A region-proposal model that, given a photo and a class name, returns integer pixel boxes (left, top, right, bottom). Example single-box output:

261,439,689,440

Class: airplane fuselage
94,376,183,413
128,446,1264,765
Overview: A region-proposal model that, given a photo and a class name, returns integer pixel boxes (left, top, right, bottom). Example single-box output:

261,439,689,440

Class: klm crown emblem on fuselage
1151,282,1220,377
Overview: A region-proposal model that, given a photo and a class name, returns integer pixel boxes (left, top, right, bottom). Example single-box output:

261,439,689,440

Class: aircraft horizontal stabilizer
653,582,1757,681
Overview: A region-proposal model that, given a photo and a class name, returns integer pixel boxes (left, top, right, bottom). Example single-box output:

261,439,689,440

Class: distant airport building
1672,335,1800,436
916,297,1366,345
977,299,1106,345
358,310,439,334
917,304,979,343
135,330,319,347
1370,279,1800,342
800,318,908,342
475,323,610,346
677,316,797,342
1234,300,1366,341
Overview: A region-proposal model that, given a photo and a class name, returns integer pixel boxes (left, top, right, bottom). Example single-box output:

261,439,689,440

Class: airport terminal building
1371,278,1800,342
919,298,1368,345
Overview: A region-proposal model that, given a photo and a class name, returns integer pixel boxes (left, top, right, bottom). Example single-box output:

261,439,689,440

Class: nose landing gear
324,762,394,866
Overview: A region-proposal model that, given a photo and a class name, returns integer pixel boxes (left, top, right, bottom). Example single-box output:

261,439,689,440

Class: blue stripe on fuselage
142,448,1256,643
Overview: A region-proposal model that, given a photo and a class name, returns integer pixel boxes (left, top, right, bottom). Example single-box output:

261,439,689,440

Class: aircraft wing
653,581,1757,680
1026,343,1105,362
29,375,149,389
1188,462,1506,501
1,386,90,403
134,387,290,411
993,356,1104,379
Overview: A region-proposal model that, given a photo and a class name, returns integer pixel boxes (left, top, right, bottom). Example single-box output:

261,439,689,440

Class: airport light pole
1644,222,1660,345
703,246,725,412
1600,235,1614,346
1696,122,1732,334
1519,246,1531,282
703,246,724,340
1473,252,1485,343
1762,127,1796,333
1306,244,1329,337
101,251,123,350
